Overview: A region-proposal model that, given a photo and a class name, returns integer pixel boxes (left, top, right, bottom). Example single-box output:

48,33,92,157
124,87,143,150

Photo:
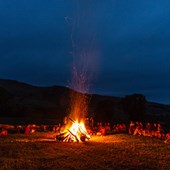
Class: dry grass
0,133,170,170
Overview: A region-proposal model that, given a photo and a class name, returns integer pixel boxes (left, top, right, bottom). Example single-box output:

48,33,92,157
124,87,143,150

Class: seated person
129,121,135,135
0,128,8,137
164,133,170,143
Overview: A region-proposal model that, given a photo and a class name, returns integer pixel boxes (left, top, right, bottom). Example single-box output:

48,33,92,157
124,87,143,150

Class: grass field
0,133,170,170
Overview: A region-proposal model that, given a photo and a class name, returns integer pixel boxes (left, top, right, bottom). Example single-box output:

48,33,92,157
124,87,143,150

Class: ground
0,133,170,170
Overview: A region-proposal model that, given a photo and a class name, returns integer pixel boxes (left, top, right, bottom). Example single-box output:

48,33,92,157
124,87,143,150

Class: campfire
56,91,91,143
56,59,91,142
56,118,90,142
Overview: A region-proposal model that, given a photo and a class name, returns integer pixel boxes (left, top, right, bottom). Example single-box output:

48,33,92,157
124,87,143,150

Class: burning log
70,118,90,137
55,118,90,142
80,135,86,142
68,117,90,142
67,129,79,142
56,132,68,142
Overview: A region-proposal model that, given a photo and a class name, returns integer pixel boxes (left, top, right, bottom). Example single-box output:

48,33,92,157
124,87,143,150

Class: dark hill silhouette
0,79,170,127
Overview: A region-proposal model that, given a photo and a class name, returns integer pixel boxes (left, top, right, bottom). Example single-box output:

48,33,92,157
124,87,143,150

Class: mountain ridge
0,78,170,127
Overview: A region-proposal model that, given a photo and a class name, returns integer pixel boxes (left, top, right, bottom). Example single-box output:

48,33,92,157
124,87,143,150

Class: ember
56,28,93,142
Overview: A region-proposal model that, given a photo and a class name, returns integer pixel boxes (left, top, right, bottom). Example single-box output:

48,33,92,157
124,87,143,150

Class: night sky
0,0,170,104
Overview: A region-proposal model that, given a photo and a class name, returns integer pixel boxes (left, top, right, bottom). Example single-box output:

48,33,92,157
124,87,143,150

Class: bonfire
56,118,90,142
56,54,91,142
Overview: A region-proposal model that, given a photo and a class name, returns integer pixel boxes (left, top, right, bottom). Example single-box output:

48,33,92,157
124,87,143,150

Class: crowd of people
128,121,170,143
129,121,164,138
92,122,127,136
0,123,62,136
89,121,170,144
0,120,170,143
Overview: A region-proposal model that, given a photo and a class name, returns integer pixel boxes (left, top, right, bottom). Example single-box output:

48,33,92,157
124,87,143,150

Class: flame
70,121,79,135
69,120,90,141
59,119,90,142
57,58,91,142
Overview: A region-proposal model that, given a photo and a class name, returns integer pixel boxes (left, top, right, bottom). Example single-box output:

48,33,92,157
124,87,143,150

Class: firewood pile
56,118,90,142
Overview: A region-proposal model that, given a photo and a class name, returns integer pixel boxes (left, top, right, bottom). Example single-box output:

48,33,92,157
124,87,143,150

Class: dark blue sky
0,0,170,104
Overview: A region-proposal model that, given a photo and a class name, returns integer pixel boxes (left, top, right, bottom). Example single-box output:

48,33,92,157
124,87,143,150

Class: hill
0,79,170,127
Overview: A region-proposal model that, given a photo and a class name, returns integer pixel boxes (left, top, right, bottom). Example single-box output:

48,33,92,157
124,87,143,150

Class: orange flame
59,61,91,142
61,119,90,142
